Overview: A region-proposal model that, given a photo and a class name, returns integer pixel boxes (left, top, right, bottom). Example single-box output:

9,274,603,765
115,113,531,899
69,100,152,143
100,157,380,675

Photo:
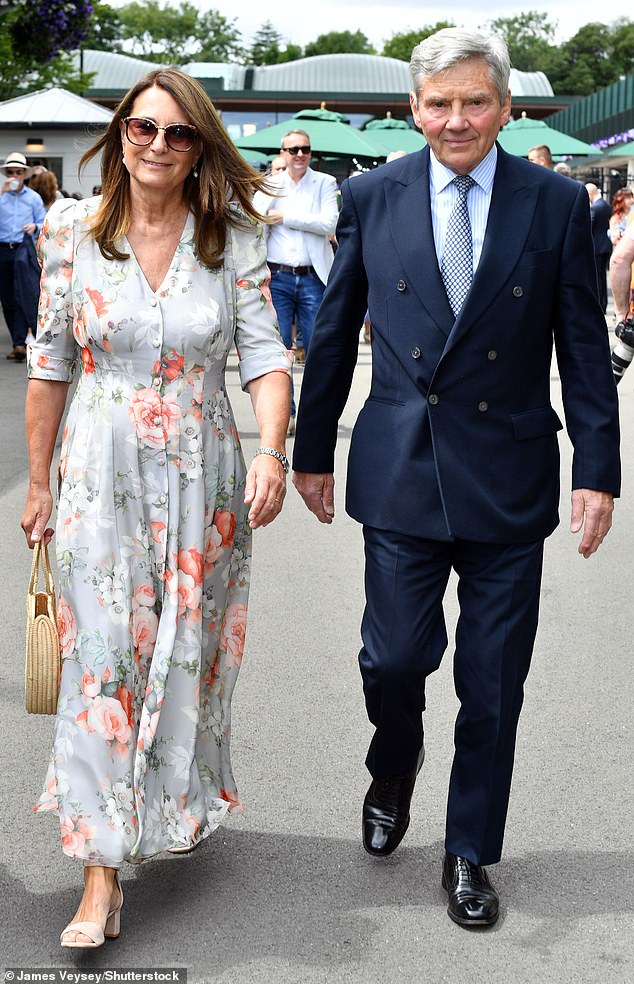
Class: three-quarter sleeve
27,199,78,382
229,216,292,390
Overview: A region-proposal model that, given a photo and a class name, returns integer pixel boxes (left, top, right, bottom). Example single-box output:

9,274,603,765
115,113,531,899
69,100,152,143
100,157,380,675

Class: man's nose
446,106,468,128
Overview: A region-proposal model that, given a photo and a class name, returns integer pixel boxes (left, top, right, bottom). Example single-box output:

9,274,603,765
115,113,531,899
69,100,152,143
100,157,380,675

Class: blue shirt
429,145,497,274
0,184,46,243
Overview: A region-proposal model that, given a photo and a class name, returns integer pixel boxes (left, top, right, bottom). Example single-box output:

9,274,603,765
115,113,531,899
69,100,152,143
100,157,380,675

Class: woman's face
120,85,201,198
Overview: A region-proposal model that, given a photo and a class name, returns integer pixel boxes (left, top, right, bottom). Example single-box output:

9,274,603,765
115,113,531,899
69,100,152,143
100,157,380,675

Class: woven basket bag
25,541,60,715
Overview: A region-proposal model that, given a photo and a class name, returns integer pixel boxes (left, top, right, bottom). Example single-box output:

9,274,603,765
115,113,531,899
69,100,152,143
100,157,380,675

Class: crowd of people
9,23,633,949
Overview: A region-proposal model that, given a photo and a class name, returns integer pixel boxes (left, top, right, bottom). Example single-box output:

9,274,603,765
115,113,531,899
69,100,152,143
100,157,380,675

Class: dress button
410,346,421,359
487,350,497,361
153,415,162,426
157,458,166,467
512,285,524,297
150,298,158,307
428,393,439,405
152,338,161,348
153,376,162,388
158,494,167,505
478,401,489,412
397,279,407,292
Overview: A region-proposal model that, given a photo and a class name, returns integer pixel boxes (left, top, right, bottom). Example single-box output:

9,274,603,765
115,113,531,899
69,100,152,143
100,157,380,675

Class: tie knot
453,174,475,197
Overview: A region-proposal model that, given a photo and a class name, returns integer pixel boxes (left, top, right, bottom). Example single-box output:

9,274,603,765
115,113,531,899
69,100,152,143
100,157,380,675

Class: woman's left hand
244,453,287,529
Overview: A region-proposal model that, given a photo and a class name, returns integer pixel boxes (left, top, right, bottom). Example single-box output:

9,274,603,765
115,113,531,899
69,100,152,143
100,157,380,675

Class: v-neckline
124,212,192,296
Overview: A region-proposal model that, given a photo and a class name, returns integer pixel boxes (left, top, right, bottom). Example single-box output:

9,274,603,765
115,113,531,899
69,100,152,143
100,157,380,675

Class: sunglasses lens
285,146,311,156
127,118,157,145
165,124,197,151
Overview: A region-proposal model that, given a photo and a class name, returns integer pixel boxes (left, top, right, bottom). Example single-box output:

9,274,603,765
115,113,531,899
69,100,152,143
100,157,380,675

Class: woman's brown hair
611,188,634,219
80,68,270,269
29,170,58,209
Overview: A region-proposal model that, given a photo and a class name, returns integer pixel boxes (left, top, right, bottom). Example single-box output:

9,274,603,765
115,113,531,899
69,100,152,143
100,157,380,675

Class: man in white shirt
254,130,338,431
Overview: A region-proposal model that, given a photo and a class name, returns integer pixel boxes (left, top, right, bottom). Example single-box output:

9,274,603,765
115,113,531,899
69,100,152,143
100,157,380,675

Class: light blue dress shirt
429,145,497,274
0,185,46,243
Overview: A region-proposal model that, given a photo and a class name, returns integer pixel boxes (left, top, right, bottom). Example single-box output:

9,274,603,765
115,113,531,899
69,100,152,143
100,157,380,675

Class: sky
208,0,632,51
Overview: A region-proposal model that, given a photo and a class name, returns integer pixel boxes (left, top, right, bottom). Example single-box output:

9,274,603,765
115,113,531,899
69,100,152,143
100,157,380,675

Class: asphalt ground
0,305,633,984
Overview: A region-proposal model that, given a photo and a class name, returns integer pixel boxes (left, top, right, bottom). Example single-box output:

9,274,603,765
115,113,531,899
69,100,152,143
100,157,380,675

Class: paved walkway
0,306,632,983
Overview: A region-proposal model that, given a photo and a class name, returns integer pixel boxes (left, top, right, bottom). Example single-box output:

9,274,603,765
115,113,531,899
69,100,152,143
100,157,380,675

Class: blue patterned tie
441,174,475,317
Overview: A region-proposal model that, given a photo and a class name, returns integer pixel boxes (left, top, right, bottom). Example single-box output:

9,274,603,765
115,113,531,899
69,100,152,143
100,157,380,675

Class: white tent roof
0,86,113,125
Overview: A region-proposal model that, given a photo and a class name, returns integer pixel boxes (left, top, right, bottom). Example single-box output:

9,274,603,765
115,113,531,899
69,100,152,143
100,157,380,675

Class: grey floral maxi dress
28,197,291,865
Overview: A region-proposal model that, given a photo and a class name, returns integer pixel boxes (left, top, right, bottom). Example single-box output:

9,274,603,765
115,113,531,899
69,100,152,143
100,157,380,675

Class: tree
382,23,455,62
551,22,617,95
82,2,124,51
116,1,243,64
610,18,634,78
488,11,556,73
246,20,302,65
0,0,94,100
304,30,375,58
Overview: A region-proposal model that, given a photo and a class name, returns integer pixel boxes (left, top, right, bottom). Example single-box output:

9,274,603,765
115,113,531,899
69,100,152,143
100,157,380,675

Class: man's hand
22,222,37,235
293,471,335,524
570,489,614,558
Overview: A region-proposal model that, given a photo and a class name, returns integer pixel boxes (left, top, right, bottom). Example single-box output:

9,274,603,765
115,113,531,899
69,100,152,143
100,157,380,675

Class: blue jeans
269,269,324,416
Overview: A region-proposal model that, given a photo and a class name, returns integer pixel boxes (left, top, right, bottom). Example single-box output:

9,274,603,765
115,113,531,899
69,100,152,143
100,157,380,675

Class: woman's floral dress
28,197,291,865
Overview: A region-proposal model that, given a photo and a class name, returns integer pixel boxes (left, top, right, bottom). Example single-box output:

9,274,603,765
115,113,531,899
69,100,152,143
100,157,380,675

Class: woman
21,68,291,949
609,187,634,245
29,169,59,209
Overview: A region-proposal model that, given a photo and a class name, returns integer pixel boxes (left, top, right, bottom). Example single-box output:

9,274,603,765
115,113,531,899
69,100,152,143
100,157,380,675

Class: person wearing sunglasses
0,151,46,362
22,67,291,949
254,129,338,434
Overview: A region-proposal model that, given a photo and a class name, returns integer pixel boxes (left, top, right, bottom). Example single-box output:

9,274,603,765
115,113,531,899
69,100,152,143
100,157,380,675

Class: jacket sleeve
292,179,369,473
554,184,621,495
27,199,78,382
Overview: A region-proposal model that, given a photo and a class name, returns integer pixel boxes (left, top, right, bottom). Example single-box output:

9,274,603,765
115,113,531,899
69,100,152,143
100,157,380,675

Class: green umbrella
236,147,269,166
361,116,427,156
605,140,634,158
235,107,379,160
498,115,600,157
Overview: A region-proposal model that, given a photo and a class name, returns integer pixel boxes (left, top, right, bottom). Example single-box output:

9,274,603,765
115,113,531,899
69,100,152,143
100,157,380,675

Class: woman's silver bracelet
254,447,289,474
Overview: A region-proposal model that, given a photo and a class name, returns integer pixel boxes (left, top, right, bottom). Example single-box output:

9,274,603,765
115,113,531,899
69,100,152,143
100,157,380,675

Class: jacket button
512,285,523,297
478,401,488,412
397,279,407,292
410,346,421,359
428,393,439,405
487,350,497,361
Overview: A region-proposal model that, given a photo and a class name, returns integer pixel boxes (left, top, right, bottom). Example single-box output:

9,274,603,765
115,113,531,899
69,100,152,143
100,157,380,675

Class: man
269,155,286,176
586,183,612,313
0,152,45,362
527,144,553,168
253,130,338,433
292,29,620,928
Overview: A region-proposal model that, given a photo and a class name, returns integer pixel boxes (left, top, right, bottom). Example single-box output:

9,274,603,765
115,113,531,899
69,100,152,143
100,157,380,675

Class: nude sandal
60,871,124,949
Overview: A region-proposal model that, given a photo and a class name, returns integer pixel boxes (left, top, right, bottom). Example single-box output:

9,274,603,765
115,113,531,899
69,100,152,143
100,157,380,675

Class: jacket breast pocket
511,405,563,441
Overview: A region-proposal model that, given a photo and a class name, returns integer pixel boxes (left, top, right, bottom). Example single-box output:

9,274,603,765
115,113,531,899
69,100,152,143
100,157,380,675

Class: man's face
528,150,547,167
270,155,286,175
410,58,511,175
4,166,27,190
280,132,311,180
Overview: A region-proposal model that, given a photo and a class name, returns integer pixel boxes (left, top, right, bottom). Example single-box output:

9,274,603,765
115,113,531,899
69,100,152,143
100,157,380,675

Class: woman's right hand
21,484,54,548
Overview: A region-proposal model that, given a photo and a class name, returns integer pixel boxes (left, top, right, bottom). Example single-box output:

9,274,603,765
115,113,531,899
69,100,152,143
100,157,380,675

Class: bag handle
28,541,55,598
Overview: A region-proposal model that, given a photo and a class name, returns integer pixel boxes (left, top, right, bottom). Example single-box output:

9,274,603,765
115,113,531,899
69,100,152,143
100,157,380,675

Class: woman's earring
193,167,199,178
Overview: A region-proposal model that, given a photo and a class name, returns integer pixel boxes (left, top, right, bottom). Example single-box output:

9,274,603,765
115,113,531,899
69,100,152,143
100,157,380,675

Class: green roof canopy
498,116,600,157
235,107,378,159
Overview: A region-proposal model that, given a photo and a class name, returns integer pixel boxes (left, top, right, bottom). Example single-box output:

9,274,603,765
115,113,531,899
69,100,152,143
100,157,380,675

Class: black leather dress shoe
442,852,499,927
362,747,424,856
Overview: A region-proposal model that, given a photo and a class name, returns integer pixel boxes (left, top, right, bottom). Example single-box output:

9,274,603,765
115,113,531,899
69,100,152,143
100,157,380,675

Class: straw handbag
25,541,60,715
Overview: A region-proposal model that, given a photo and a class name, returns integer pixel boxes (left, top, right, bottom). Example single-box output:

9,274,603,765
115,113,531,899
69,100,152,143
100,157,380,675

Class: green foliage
488,11,555,73
0,1,94,100
382,23,455,62
116,0,243,64
248,20,303,65
83,2,123,51
304,30,375,58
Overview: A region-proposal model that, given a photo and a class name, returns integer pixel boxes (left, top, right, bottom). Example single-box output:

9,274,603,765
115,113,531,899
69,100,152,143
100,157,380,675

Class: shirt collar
430,144,498,195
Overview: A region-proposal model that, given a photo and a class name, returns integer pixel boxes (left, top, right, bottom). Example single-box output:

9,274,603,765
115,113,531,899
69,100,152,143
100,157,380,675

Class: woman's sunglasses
123,117,198,152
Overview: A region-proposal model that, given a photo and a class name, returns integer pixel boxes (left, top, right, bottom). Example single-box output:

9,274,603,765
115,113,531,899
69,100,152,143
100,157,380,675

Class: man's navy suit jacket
293,146,621,544
590,195,612,256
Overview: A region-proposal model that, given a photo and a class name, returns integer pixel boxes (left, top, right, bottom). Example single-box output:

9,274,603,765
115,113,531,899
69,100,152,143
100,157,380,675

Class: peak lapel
442,148,539,356
386,149,455,336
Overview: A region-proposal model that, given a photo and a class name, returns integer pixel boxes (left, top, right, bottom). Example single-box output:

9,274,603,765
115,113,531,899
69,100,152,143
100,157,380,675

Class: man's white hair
409,28,511,104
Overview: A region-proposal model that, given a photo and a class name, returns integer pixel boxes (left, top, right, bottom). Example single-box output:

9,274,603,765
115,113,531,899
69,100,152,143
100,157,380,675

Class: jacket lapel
386,148,455,335
442,146,540,355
